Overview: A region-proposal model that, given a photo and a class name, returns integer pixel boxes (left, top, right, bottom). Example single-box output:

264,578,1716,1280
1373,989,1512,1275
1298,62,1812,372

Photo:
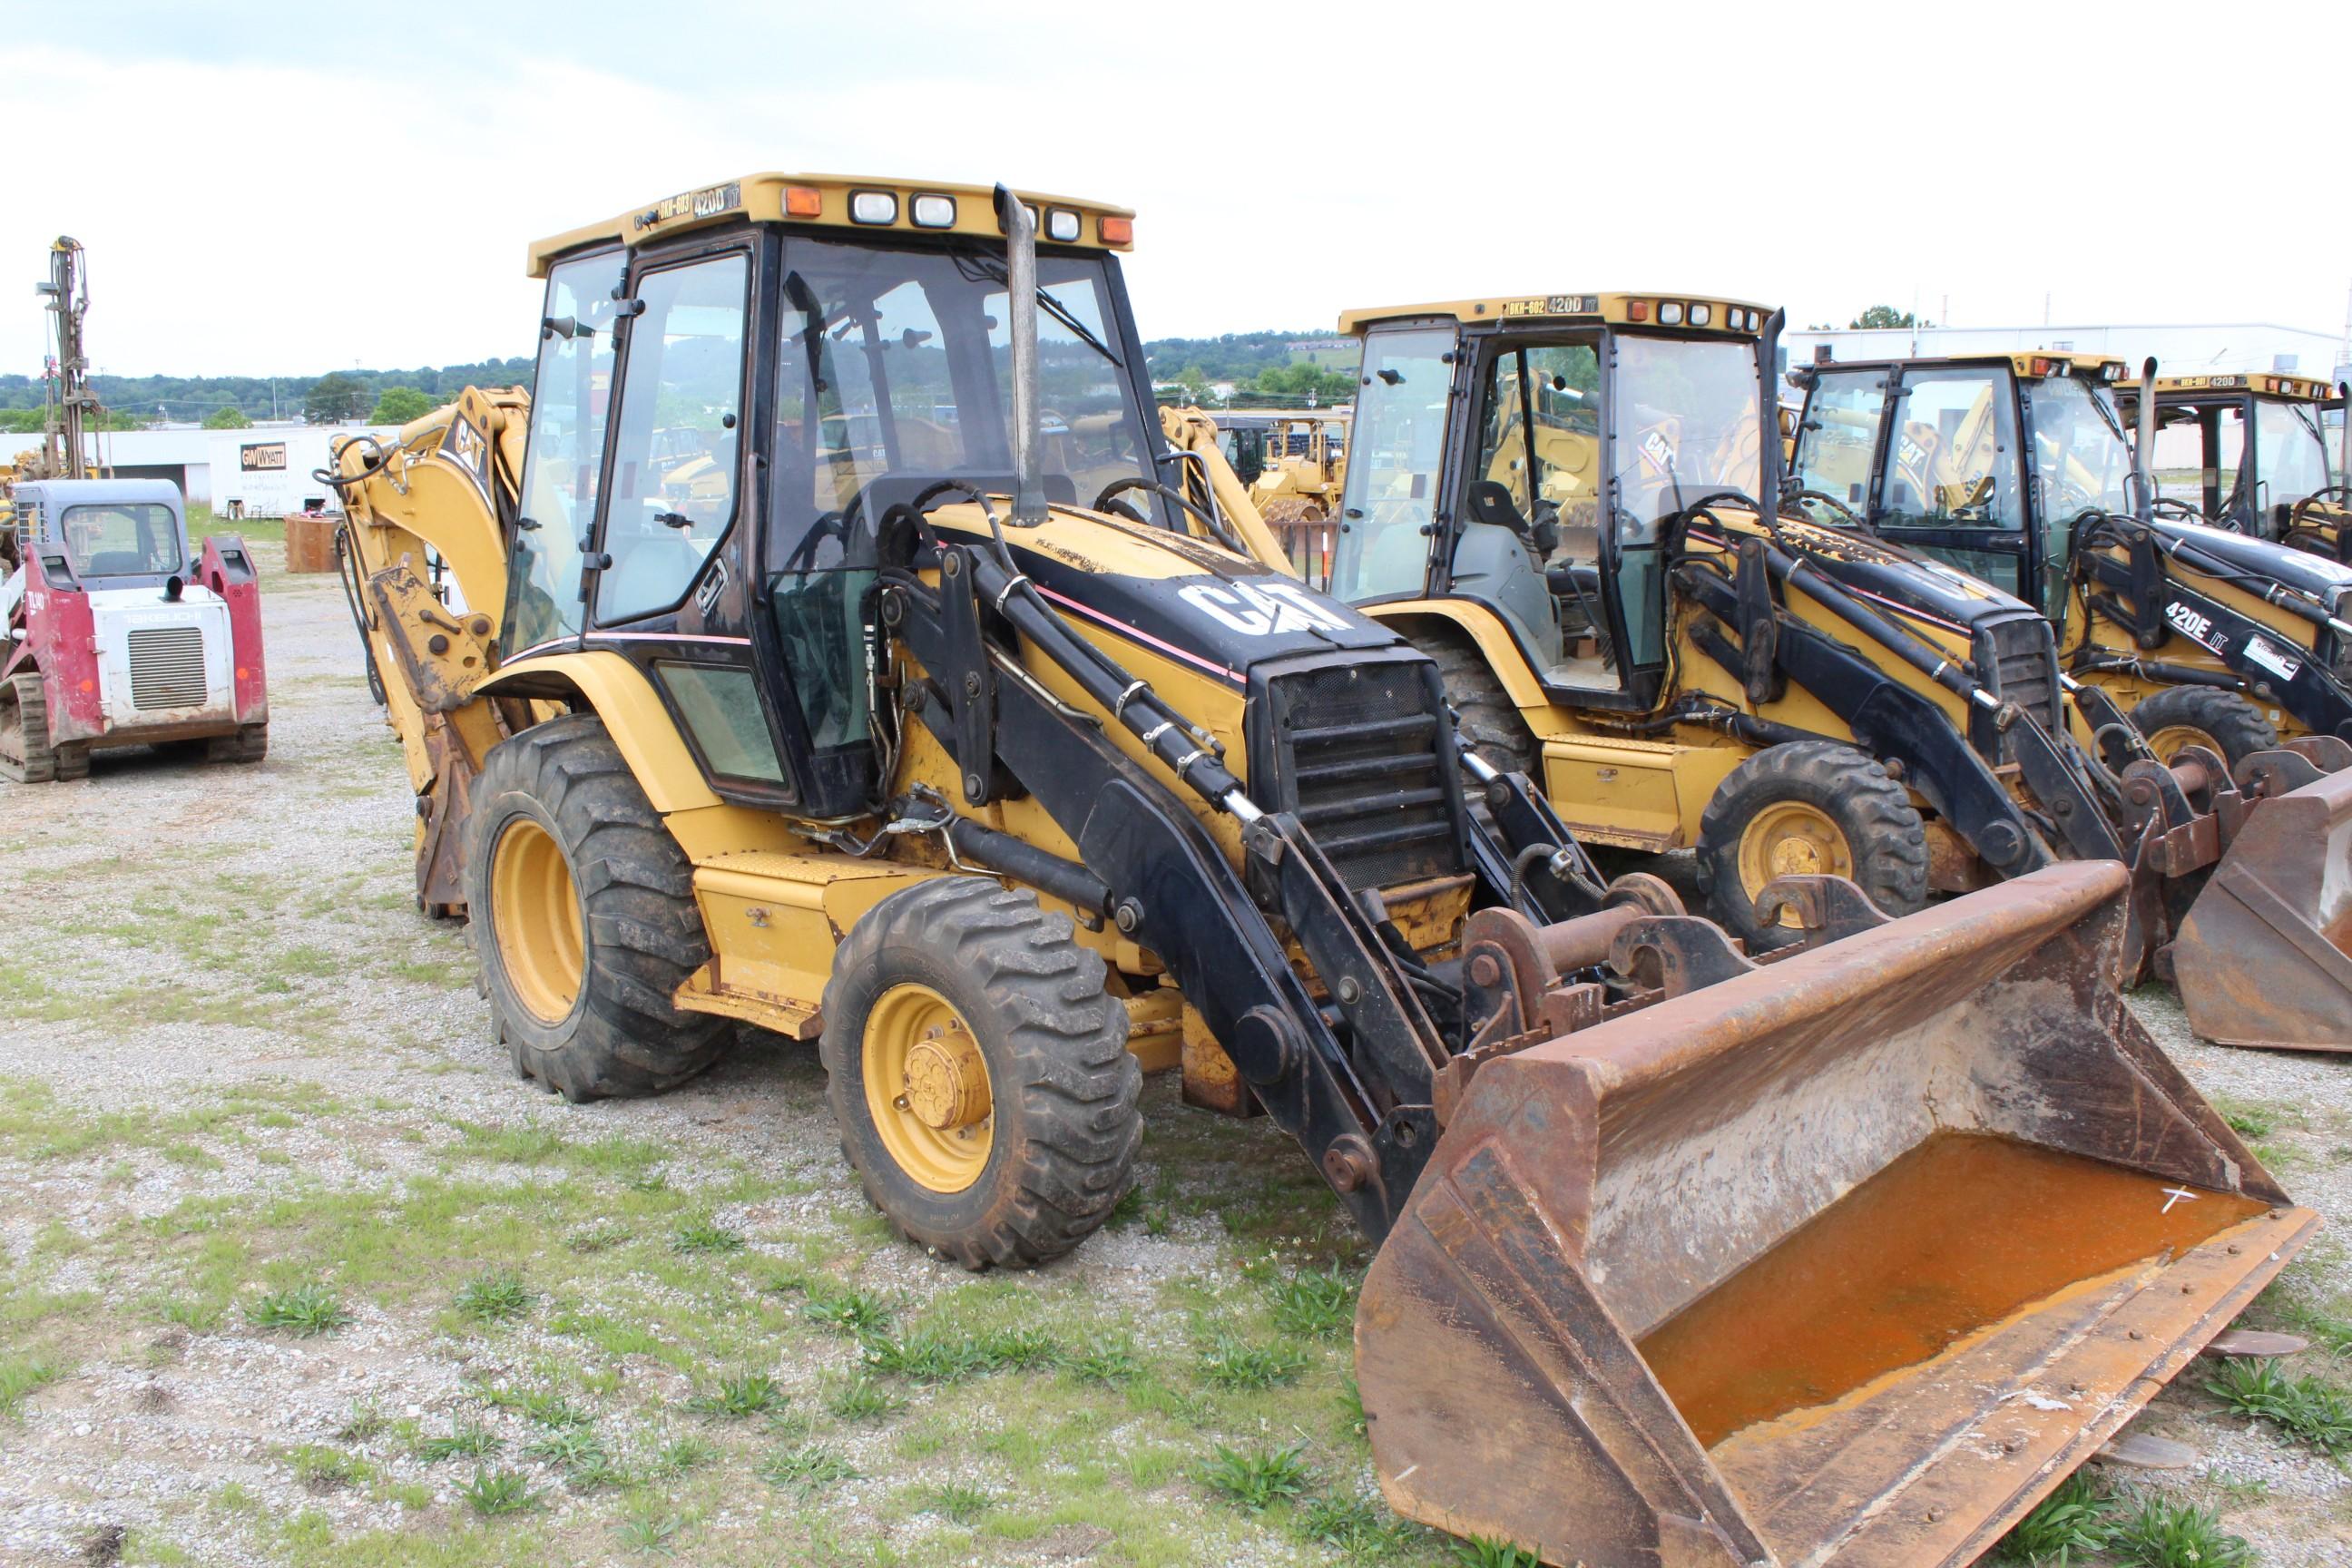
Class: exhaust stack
994,184,1047,527
2132,355,2160,522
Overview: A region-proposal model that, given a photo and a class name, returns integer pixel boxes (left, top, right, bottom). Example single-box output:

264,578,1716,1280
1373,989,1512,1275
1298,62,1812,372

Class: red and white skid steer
0,477,268,781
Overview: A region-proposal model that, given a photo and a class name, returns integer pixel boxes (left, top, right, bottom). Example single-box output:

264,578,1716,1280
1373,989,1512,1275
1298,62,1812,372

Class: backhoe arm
320,386,530,910
1157,406,1295,574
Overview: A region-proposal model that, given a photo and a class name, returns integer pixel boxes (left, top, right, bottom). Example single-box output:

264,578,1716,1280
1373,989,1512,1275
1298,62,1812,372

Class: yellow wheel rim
489,818,585,1024
862,983,995,1195
1736,801,1854,925
2144,724,2221,766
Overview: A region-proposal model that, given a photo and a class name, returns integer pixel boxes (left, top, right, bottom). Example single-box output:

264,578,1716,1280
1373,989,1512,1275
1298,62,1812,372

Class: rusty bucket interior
1357,862,2318,1568
2171,749,2352,1052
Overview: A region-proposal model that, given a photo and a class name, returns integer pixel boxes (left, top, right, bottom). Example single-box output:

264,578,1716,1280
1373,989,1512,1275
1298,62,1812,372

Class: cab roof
526,172,1135,276
1338,292,1775,337
1804,350,2130,381
10,476,185,513
2120,372,2340,402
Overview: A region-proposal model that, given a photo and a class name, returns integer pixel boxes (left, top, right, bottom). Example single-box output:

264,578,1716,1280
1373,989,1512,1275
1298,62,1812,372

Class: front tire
207,722,269,765
819,877,1142,1269
463,713,731,1101
1697,741,1928,950
2130,686,2277,769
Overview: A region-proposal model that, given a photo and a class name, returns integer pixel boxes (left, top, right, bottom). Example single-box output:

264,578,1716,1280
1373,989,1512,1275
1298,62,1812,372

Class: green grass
286,1444,370,1492
412,1423,500,1462
760,1443,857,1494
614,1512,682,1553
2109,1496,2249,1568
1292,1493,1410,1555
825,1373,904,1423
1197,1334,1309,1390
242,1282,350,1336
453,1270,533,1323
2000,1472,2114,1563
799,1282,893,1337
0,1355,67,1418
456,1465,541,1516
671,1216,744,1254
916,1481,995,1524
1199,1442,1310,1512
524,1426,624,1490
687,1370,785,1418
1269,1267,1357,1338
1452,1540,1541,1568
2205,1356,2352,1455
648,1435,718,1478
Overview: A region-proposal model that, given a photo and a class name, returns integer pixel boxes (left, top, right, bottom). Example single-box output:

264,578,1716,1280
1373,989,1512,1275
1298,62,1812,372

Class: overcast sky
7,0,2347,382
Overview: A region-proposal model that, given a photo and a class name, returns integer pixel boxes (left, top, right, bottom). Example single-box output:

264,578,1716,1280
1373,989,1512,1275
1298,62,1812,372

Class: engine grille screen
127,624,209,711
1981,614,2057,751
1259,659,1463,891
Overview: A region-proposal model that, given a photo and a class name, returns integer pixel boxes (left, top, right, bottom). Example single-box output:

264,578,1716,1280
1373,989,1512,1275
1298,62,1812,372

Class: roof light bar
909,193,956,229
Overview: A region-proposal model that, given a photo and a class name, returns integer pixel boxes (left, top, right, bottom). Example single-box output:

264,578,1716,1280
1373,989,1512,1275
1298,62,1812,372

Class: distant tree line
0,357,536,428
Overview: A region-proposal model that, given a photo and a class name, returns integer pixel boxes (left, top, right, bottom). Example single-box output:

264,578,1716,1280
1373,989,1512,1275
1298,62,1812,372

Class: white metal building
1780,321,2350,387
67,421,399,516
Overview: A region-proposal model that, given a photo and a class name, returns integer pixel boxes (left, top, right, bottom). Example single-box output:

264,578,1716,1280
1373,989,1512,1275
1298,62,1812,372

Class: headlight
849,191,898,225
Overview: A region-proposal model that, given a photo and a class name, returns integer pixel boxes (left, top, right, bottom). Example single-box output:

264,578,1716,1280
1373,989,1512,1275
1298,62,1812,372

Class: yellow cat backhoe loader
1314,294,2352,1050
321,184,2309,1566
1788,350,2352,1048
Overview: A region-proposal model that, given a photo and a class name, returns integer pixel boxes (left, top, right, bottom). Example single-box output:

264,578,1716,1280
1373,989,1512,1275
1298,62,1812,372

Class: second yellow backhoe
322,181,2310,1566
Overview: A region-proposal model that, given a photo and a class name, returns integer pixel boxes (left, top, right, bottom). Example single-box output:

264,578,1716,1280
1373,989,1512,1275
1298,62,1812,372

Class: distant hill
0,332,1329,426
1137,331,1329,382
0,358,537,423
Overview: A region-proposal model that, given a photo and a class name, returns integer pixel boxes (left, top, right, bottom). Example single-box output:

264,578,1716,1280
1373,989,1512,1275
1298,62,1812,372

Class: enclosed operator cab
1,477,266,779
2118,371,2349,555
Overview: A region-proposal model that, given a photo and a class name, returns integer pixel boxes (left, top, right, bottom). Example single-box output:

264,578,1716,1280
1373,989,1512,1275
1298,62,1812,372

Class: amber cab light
1626,299,1651,322
1099,215,1133,245
784,186,823,218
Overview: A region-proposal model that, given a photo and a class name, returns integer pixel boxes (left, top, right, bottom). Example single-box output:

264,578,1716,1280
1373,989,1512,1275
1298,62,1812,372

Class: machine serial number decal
647,182,743,226
2243,634,2301,681
2163,602,2224,652
1501,295,1599,318
1180,580,1353,638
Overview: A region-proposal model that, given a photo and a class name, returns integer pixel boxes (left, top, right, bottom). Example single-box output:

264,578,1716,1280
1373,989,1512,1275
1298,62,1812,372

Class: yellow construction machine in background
320,184,2312,1566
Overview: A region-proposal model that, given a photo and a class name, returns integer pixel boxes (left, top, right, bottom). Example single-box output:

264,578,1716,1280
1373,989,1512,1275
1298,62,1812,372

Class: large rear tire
819,877,1142,1269
1421,634,1537,779
0,673,57,784
1697,741,1928,951
464,713,731,1101
2130,686,2277,770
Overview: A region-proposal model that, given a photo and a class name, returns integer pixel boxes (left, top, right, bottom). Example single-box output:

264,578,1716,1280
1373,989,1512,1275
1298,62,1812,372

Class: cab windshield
2255,397,2334,509
764,237,1159,751
59,502,184,577
2029,375,2132,519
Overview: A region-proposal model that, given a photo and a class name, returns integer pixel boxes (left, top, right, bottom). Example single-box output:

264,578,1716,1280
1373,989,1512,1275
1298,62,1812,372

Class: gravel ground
1,553,2347,1567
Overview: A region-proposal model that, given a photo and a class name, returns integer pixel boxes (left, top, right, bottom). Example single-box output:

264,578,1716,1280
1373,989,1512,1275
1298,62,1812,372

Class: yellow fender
1362,599,1559,731
478,650,719,812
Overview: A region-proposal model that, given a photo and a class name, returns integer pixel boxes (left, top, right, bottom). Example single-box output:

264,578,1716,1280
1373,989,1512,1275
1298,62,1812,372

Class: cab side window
510,250,624,652
597,254,750,624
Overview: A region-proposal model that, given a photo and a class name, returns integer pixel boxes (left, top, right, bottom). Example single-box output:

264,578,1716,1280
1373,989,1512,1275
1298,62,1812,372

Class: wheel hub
2146,725,2219,767
901,1024,991,1131
863,983,995,1193
1738,801,1855,921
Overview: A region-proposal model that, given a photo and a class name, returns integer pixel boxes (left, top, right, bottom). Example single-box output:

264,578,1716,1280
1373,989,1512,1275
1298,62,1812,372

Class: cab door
1865,365,2031,601
584,238,806,808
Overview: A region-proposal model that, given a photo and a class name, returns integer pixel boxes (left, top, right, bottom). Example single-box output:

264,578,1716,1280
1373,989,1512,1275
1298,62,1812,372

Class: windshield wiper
954,250,1122,368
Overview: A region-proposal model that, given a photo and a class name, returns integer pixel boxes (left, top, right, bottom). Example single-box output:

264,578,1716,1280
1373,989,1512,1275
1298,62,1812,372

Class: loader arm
318,387,531,910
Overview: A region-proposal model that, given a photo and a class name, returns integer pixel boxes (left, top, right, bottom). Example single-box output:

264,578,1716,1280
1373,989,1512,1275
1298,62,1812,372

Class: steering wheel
784,491,869,575
2148,495,2204,523
1780,486,1864,528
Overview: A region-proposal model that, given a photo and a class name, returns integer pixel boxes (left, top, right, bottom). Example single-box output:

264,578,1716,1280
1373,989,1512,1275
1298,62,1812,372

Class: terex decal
1179,580,1353,638
2164,601,2225,652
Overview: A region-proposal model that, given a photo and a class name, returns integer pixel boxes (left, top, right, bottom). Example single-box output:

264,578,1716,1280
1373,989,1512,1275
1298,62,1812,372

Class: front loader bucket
1357,862,2317,1568
2171,753,2352,1051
